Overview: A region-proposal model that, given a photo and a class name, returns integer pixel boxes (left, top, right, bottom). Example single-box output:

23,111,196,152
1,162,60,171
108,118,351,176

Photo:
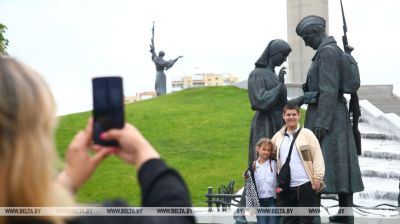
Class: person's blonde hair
0,57,74,224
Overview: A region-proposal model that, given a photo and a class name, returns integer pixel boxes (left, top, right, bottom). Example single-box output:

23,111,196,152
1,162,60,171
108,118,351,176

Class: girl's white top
255,159,277,199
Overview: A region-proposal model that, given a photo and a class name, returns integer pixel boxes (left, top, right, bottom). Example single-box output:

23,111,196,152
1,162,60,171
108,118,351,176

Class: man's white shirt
279,129,309,187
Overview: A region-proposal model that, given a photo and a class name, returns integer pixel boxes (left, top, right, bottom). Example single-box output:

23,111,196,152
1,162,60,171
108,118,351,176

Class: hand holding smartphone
92,76,125,146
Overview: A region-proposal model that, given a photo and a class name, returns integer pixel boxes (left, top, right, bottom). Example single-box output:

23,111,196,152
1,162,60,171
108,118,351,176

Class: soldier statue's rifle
340,0,362,155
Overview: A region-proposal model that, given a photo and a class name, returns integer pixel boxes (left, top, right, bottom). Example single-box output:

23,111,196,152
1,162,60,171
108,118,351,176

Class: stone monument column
287,0,329,85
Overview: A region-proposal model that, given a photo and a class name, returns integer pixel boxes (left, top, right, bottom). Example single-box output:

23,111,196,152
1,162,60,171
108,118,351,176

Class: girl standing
254,138,278,224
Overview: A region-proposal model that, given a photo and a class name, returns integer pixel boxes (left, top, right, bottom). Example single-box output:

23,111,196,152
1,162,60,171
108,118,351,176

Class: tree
0,23,9,55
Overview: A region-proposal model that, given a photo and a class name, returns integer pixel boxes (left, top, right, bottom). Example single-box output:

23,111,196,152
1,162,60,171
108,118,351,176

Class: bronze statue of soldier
293,15,364,224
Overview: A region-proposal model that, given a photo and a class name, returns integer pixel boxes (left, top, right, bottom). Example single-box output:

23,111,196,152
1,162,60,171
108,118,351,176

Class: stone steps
361,133,395,140
354,177,399,206
361,170,400,179
358,122,397,140
358,191,398,201
355,161,399,204
360,158,399,179
359,138,400,155
356,120,400,205
357,85,400,116
362,151,400,160
357,156,399,204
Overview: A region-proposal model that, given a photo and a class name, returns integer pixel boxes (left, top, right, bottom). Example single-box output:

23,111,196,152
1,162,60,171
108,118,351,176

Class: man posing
272,104,325,224
293,15,364,224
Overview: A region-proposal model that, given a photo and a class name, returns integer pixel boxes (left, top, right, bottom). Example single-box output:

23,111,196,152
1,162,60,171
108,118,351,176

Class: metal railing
205,180,241,212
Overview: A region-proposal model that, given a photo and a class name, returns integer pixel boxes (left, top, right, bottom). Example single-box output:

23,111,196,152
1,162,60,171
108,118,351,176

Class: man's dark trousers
277,181,320,224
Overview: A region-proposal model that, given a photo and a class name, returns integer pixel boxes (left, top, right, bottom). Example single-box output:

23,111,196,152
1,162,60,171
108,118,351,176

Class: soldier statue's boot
328,193,354,224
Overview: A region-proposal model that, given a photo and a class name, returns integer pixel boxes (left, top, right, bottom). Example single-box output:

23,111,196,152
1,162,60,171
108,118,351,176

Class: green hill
56,86,305,206
56,86,252,206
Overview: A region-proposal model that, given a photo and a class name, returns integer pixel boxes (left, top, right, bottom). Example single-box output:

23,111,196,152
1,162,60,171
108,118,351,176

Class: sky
1,0,400,115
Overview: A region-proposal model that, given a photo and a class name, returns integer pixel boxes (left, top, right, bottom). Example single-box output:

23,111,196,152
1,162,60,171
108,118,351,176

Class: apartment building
171,73,239,91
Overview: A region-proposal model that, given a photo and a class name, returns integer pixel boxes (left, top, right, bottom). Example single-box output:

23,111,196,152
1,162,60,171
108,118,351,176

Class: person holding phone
0,57,194,224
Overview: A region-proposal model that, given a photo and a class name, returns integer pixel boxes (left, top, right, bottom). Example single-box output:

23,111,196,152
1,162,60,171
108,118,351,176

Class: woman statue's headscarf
255,39,292,68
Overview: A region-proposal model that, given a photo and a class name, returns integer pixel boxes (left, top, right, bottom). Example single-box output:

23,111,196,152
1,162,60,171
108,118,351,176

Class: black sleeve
138,159,192,208
138,159,195,224
71,159,195,224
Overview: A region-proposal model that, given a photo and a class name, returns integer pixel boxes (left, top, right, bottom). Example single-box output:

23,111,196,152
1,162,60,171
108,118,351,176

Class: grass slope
56,86,304,206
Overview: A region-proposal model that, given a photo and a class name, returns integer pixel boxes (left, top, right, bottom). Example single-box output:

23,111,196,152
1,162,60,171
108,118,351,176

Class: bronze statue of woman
150,23,183,96
247,39,291,165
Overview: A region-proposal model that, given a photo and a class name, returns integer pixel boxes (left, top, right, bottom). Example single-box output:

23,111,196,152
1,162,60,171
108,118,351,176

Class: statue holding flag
150,22,183,96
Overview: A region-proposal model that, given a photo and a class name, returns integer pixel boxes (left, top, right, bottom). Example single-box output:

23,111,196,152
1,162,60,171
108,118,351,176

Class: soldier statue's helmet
296,15,326,36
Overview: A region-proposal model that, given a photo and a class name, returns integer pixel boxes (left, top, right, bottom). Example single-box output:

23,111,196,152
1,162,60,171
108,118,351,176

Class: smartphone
92,76,125,146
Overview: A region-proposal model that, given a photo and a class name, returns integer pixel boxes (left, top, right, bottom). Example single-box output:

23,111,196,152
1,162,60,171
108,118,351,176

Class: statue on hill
247,39,292,165
150,22,183,96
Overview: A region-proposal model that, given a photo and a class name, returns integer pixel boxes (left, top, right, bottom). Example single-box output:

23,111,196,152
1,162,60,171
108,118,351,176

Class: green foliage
55,86,305,206
0,23,8,55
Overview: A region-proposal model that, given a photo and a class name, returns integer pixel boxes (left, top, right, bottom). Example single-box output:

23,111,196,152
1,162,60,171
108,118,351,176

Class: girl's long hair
0,57,74,224
256,138,276,172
